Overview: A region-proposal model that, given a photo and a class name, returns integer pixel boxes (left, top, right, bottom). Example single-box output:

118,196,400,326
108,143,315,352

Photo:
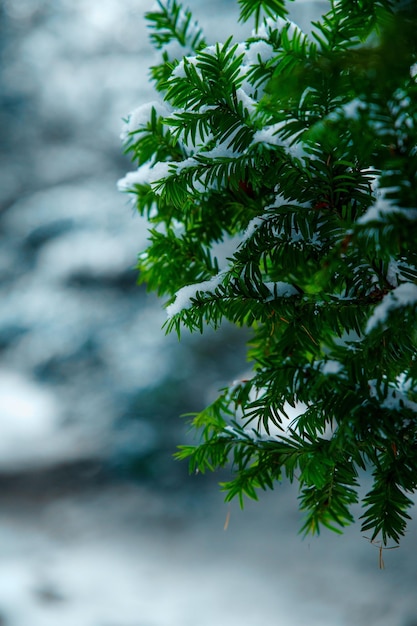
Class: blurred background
0,0,416,624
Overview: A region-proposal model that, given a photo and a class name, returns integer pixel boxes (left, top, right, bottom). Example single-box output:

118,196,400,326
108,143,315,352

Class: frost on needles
119,0,417,547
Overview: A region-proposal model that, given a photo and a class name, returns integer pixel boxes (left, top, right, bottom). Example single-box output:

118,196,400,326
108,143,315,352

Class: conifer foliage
119,0,417,545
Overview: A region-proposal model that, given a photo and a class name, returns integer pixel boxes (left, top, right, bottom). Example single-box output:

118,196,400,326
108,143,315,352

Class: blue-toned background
0,1,416,624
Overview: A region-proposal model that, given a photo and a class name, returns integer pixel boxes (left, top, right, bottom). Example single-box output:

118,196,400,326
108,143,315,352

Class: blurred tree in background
119,0,417,546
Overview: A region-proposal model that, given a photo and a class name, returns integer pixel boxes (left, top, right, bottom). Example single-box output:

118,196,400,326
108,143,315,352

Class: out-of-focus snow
0,485,415,626
1,1,416,625
0,371,60,460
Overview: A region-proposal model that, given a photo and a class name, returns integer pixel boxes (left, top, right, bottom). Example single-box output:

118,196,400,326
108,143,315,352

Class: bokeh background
1,1,416,624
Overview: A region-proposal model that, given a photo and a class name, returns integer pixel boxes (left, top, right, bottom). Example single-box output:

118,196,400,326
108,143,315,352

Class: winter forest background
1,0,417,624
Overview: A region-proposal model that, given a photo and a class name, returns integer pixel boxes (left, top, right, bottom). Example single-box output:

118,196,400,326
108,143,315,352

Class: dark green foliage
119,0,417,545
238,0,292,28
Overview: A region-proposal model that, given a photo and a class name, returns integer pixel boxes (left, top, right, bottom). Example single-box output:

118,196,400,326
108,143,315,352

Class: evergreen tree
119,0,417,546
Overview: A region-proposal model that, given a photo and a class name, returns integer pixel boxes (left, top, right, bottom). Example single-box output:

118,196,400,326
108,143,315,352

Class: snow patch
121,100,172,141
366,282,417,332
253,122,286,146
117,162,155,191
254,17,303,41
342,98,366,120
117,161,174,195
368,378,417,413
357,192,414,224
171,54,199,79
252,122,305,158
166,271,227,318
0,371,81,469
322,360,344,375
264,281,299,300
245,39,276,65
235,87,257,115
199,142,240,160
225,398,334,443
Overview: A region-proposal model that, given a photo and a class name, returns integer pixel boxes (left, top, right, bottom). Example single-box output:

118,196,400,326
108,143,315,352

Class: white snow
200,140,241,160
252,122,306,158
37,230,139,281
231,398,335,442
253,123,286,146
264,281,299,300
170,54,200,79
121,13,313,202
386,259,402,288
366,282,417,332
238,39,277,99
381,389,417,413
245,39,276,65
322,360,344,375
368,378,417,413
0,370,83,469
254,16,303,41
240,214,266,242
117,162,155,191
357,194,399,224
235,87,258,115
225,400,309,442
166,273,299,319
166,271,227,318
355,173,416,225
342,98,366,120
0,371,58,441
120,100,172,141
117,161,173,195
5,1,417,623
2,479,414,626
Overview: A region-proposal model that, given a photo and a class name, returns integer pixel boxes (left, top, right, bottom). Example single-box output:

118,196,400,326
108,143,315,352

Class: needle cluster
119,0,417,545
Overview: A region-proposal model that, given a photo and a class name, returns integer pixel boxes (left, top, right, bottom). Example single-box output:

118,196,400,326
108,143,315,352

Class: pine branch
146,0,206,52
238,0,292,29
120,0,417,548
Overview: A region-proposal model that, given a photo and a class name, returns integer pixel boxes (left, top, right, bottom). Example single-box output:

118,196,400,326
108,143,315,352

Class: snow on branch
366,282,417,333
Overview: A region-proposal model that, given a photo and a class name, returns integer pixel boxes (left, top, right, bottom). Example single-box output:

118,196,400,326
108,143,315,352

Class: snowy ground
0,480,417,626
1,0,417,624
